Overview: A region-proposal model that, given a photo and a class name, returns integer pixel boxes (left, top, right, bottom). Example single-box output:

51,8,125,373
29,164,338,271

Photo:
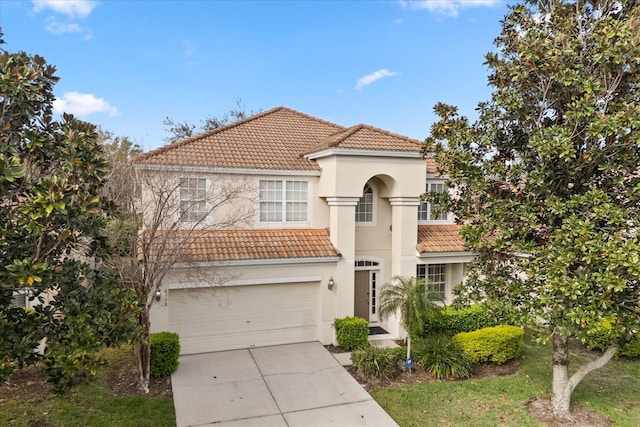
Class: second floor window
355,184,373,223
180,178,207,223
418,182,447,221
260,180,308,222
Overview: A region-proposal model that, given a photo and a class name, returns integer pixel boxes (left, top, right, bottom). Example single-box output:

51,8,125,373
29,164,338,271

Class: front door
354,269,379,322
354,271,369,320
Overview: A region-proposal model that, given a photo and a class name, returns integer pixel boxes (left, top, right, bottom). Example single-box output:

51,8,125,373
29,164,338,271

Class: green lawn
0,347,176,427
371,337,640,427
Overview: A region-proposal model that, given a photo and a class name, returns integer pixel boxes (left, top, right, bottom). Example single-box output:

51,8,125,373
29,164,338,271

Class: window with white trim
355,184,373,223
416,264,447,297
418,182,447,221
10,289,41,309
259,180,308,222
179,178,207,223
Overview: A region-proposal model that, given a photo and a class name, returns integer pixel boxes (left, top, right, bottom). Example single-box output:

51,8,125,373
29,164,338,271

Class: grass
0,346,176,427
371,336,640,427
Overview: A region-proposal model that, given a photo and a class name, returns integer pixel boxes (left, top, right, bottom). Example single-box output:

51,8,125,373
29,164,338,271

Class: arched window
355,184,373,222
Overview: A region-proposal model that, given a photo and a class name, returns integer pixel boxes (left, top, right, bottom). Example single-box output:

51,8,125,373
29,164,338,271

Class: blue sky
2,0,510,151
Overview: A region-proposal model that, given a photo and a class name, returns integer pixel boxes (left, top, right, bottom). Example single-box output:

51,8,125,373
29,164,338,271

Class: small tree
378,276,442,365
103,142,255,392
163,98,254,143
424,0,640,418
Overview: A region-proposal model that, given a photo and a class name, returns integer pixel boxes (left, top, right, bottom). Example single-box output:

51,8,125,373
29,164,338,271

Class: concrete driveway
171,341,398,427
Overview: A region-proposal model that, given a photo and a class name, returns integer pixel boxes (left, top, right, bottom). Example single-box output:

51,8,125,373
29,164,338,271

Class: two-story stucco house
133,107,472,355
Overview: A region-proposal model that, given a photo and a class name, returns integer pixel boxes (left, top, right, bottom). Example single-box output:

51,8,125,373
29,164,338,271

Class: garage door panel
169,283,319,354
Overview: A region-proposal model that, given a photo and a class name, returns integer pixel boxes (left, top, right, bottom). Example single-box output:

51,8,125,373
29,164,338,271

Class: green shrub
582,320,640,359
334,317,369,350
413,334,474,379
453,325,523,365
351,346,404,380
422,304,501,337
620,336,640,359
150,332,180,378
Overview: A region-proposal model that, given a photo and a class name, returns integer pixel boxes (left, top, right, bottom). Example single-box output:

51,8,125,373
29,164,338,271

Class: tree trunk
135,309,151,394
551,334,572,419
551,333,618,419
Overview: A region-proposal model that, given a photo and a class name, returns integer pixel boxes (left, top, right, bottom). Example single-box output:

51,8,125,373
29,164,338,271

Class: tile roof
304,124,422,155
417,225,467,253
156,228,341,262
132,107,421,170
426,157,438,174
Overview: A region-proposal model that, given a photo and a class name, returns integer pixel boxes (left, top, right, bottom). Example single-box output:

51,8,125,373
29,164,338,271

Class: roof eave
305,148,422,160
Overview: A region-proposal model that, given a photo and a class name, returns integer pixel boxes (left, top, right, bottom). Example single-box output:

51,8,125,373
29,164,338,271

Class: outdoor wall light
155,289,162,302
328,277,335,290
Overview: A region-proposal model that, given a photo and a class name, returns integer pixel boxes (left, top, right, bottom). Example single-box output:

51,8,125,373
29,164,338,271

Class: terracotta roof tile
132,107,344,171
426,157,438,174
417,225,467,253
153,228,341,262
132,107,422,170
305,124,421,155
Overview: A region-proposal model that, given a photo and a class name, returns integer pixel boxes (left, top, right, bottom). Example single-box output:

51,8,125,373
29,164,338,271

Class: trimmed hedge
453,325,523,365
422,304,500,337
334,316,369,350
351,346,404,380
150,332,180,378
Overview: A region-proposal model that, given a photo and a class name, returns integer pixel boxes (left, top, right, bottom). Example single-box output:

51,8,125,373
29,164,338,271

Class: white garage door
169,282,320,354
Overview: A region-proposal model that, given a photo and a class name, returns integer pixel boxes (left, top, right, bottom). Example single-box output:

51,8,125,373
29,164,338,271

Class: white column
389,197,420,279
326,197,359,318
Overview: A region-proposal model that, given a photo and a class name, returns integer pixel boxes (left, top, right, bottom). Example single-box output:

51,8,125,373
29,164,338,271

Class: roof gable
133,107,422,171
132,107,344,171
305,124,422,156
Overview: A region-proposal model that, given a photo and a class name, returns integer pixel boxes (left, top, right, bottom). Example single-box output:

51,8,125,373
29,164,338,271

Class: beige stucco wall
314,155,425,199
149,260,339,344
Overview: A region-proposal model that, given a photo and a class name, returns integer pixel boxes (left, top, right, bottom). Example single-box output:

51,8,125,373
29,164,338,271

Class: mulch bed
326,343,615,426
0,356,172,401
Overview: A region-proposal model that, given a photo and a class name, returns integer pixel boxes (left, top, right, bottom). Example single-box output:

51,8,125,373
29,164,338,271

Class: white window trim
355,183,376,226
11,288,41,309
179,177,208,224
258,178,310,226
416,263,449,301
418,180,451,223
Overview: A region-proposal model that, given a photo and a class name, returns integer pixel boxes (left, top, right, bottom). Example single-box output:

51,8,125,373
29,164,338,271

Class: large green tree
424,0,640,418
0,35,140,391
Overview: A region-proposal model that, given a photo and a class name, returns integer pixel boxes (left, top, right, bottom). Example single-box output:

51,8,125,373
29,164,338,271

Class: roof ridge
131,106,344,164
277,107,346,132
356,123,422,147
323,124,364,148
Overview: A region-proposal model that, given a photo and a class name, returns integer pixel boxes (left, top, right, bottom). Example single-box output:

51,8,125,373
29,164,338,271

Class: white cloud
53,92,119,117
400,0,499,17
33,0,96,38
46,19,82,34
355,69,398,90
32,0,97,19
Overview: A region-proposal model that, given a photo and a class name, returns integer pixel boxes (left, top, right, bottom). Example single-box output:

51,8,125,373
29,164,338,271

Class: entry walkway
171,341,398,427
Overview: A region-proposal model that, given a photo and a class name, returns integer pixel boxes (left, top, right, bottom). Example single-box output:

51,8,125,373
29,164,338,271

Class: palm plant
378,276,443,364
